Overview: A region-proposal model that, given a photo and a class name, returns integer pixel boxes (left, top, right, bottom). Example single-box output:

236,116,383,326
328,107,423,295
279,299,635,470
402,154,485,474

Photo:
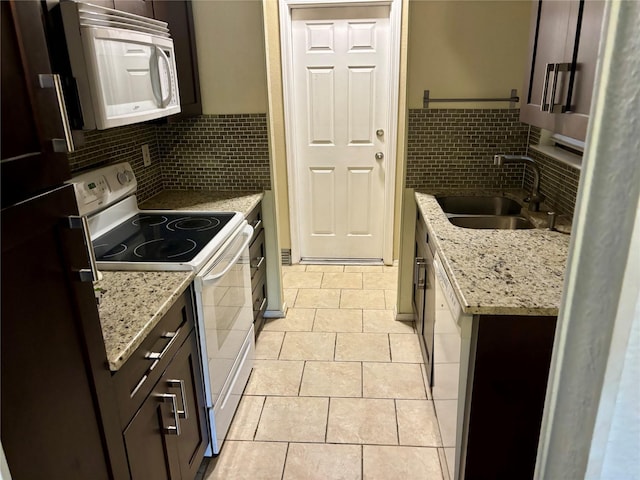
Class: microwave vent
76,2,170,38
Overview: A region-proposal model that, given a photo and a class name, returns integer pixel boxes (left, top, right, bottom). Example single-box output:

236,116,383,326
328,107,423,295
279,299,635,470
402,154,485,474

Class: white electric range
70,162,255,455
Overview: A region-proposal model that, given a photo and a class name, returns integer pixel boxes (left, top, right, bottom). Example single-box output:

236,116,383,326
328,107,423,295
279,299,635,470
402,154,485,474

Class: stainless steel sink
437,196,522,215
448,216,535,230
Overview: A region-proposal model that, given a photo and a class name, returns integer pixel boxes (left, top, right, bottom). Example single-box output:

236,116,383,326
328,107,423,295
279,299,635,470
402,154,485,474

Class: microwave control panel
68,162,137,216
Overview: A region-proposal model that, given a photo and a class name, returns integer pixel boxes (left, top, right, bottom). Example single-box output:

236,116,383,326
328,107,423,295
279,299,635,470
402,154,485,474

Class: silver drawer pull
251,218,262,230
156,393,180,435
146,327,181,361
167,379,188,419
251,256,265,269
255,297,267,312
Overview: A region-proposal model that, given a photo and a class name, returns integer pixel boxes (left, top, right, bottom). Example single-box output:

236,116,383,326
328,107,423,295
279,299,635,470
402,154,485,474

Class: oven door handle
201,227,253,285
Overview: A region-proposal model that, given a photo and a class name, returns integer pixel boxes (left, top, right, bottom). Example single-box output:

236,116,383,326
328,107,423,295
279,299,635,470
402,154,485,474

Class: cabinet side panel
463,315,557,479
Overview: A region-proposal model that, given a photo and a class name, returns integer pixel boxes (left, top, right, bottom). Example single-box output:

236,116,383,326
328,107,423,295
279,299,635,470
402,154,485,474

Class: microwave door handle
155,47,172,108
150,48,163,107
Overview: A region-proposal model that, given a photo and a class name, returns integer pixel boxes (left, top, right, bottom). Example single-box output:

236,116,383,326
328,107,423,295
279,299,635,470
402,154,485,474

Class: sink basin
437,196,522,215
448,216,535,230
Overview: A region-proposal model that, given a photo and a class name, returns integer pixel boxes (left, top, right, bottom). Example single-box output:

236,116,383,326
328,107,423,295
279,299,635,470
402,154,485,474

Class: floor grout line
211,267,443,479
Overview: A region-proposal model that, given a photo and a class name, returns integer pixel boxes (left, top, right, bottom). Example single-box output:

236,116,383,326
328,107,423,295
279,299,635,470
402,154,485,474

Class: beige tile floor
201,265,447,480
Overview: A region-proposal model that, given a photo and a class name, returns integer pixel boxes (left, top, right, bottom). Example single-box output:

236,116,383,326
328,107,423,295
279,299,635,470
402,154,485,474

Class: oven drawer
249,228,266,290
113,289,195,428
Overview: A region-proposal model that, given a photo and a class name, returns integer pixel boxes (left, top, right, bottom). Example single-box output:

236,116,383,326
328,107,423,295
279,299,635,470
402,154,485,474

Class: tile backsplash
406,109,529,190
406,109,581,216
67,124,162,203
157,114,271,191
525,127,581,216
66,113,271,202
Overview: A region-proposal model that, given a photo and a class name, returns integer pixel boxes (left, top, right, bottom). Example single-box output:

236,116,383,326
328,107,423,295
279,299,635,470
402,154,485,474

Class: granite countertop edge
97,189,265,371
414,190,571,317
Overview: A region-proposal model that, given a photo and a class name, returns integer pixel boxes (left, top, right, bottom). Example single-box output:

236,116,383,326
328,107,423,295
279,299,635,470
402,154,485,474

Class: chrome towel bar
423,89,519,108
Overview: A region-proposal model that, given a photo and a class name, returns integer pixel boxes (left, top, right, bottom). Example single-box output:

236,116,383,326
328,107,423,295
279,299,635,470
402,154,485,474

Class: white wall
535,1,640,477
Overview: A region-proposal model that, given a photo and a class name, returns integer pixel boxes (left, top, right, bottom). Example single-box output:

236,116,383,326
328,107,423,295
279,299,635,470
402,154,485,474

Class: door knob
376,129,384,137
375,152,384,160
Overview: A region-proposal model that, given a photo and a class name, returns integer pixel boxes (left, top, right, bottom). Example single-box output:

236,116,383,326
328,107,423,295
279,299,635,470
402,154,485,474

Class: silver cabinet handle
375,152,384,160
68,216,99,282
258,297,267,312
415,257,426,289
540,63,554,112
167,379,188,419
145,327,182,361
250,218,262,230
549,63,571,113
157,393,180,435
251,256,265,269
38,74,74,152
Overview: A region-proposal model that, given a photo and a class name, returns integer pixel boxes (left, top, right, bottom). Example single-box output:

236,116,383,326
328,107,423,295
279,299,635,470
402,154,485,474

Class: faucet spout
493,154,543,212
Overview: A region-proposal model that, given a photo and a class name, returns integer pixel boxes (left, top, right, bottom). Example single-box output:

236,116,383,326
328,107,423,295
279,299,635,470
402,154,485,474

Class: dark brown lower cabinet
124,331,208,480
247,202,268,336
461,314,557,480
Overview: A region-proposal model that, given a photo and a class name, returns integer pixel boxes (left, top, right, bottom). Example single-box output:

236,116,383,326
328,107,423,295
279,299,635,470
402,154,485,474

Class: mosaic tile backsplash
67,124,162,203
157,114,271,191
525,127,581,216
406,109,581,216
406,109,530,190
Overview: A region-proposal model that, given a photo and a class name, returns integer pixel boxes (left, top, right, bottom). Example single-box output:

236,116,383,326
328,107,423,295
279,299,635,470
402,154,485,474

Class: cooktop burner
93,212,235,263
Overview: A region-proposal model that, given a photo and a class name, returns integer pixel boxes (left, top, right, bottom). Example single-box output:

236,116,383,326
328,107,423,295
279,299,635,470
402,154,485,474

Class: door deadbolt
375,152,384,160
376,129,384,137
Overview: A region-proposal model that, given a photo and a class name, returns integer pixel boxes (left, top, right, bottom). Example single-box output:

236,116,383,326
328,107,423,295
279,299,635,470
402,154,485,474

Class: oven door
193,222,254,408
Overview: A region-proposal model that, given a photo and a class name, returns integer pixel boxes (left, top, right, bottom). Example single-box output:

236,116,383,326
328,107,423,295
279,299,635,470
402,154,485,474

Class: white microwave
60,1,181,130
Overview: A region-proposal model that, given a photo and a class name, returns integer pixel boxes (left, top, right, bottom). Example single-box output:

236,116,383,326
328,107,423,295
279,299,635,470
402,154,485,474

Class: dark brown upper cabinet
114,0,153,17
1,0,72,206
520,0,605,141
152,0,202,119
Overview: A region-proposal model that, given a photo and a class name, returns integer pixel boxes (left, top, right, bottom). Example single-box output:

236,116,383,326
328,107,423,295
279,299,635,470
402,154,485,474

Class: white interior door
291,6,390,261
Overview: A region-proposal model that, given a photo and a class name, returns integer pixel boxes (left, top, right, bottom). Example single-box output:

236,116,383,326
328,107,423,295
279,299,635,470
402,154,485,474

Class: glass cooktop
93,212,236,263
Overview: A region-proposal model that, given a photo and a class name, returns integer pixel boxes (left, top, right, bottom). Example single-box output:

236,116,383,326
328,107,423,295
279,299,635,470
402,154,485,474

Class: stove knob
117,169,133,185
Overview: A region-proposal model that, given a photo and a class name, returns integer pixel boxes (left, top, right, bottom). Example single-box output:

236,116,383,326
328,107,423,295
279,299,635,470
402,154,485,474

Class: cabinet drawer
252,274,267,335
246,203,263,238
249,228,266,290
113,289,195,429
252,274,267,321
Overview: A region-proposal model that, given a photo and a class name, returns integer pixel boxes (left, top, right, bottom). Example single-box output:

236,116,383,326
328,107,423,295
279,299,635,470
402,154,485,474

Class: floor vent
281,249,292,265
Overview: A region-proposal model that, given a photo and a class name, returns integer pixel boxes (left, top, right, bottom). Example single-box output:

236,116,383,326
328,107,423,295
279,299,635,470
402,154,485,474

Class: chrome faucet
493,154,544,212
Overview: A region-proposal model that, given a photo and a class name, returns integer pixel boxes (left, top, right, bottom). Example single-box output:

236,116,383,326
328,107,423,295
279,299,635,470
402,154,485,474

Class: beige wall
192,0,268,114
193,0,531,258
407,0,532,109
262,0,292,251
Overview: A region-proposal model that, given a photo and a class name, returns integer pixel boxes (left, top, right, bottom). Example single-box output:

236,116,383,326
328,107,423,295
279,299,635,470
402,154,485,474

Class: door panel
348,67,375,144
293,6,389,260
307,67,335,144
310,167,336,235
347,168,372,235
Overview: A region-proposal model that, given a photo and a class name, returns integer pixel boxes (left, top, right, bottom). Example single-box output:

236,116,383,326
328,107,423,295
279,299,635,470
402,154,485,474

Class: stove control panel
68,162,137,216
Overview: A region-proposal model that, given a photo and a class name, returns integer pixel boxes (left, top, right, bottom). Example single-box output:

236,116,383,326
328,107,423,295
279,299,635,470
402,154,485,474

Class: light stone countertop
96,190,263,371
96,270,195,371
140,190,264,216
415,191,572,316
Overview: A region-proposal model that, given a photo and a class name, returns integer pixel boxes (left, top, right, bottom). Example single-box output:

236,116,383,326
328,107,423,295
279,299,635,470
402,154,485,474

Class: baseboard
264,302,287,319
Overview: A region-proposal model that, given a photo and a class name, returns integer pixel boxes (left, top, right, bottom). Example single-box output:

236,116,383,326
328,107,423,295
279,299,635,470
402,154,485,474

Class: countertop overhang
415,190,571,316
